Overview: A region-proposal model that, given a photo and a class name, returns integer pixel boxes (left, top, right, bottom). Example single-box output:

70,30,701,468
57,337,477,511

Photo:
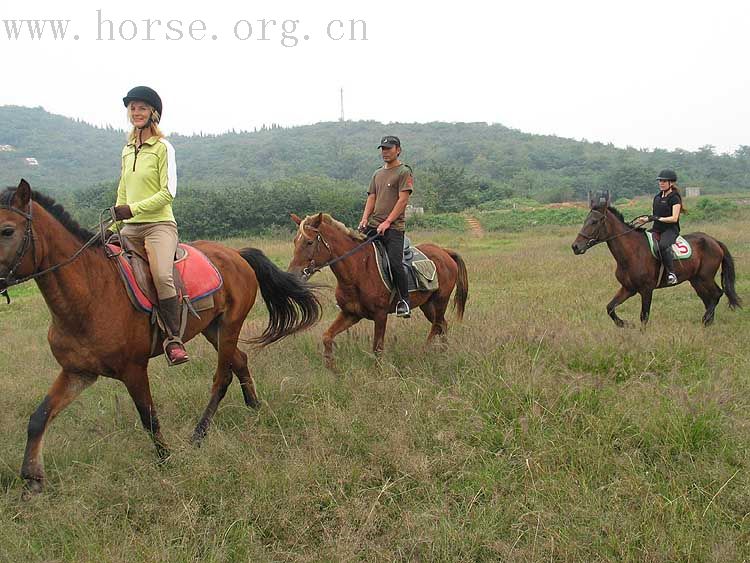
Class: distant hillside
2,105,750,200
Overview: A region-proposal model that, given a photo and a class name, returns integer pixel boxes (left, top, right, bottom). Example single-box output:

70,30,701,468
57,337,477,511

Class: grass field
1,213,749,562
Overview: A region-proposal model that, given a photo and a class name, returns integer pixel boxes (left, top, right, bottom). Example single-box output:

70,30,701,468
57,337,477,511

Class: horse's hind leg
122,363,169,461
202,320,259,409
420,295,449,344
192,324,241,445
607,286,636,327
690,279,723,326
21,370,97,498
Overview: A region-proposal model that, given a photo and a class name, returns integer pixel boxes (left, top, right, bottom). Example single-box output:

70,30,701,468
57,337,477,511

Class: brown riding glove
113,205,134,221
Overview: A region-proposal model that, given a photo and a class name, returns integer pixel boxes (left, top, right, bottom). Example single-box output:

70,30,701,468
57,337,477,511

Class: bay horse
0,180,321,497
287,213,468,369
571,191,741,326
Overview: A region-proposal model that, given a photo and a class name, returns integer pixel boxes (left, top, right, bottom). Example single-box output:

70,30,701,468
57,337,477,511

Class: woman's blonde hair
126,105,164,143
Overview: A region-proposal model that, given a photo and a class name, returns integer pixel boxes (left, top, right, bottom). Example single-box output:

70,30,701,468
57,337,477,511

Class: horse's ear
14,179,31,207
290,213,301,225
605,190,611,206
309,213,323,228
588,190,593,208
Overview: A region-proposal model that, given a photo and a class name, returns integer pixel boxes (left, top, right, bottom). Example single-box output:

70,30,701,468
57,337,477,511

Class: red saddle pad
108,243,223,313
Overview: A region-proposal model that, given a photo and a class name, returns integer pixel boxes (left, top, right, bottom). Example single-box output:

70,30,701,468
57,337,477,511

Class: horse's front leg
606,286,636,328
322,311,360,371
21,370,97,498
372,312,388,355
639,289,653,326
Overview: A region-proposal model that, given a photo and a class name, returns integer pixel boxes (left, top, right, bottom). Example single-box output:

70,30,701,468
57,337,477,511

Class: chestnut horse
0,180,321,497
571,192,741,326
287,213,468,369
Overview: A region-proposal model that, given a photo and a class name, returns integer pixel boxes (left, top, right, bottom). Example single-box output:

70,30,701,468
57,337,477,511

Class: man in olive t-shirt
358,135,414,317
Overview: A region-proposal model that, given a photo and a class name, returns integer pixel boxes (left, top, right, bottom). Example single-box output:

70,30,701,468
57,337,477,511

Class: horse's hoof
155,445,171,464
246,397,261,410
21,478,44,500
190,427,207,447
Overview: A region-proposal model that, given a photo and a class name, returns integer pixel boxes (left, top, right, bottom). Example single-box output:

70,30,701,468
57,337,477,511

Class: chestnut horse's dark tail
718,240,742,310
239,247,322,345
445,249,468,321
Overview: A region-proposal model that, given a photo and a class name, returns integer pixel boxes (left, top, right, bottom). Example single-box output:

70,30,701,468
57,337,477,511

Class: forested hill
2,105,750,203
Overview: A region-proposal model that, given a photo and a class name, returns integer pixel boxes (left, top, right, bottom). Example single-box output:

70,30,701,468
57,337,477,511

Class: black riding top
652,190,681,233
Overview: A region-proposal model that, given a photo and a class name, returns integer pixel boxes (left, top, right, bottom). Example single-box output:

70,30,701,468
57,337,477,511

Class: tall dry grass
0,218,748,561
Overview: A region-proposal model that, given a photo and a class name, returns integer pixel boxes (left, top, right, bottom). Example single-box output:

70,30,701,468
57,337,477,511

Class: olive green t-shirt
366,163,414,231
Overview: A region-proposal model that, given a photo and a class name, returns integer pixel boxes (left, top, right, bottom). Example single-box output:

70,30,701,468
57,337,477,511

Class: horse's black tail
238,247,322,346
718,240,742,310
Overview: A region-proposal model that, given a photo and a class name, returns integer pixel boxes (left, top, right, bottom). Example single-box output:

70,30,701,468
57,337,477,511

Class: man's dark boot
159,295,189,365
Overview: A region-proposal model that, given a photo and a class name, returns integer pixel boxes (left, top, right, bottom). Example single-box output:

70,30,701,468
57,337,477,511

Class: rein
302,231,380,280
0,202,112,303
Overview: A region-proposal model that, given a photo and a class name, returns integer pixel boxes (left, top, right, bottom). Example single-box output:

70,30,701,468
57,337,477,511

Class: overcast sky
2,0,749,154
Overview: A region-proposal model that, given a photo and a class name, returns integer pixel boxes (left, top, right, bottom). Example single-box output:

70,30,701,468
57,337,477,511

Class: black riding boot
661,247,677,285
159,295,189,365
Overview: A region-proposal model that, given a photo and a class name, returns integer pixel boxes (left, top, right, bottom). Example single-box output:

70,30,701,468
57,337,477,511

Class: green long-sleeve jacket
115,135,177,225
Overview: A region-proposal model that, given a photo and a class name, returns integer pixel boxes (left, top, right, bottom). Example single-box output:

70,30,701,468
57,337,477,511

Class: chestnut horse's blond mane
299,213,366,242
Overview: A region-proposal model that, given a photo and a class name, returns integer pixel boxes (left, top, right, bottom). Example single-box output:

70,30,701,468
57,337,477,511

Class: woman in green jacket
113,86,188,365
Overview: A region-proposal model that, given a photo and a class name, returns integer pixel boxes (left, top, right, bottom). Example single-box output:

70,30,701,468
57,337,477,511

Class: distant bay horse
0,180,321,497
288,213,468,369
571,191,741,326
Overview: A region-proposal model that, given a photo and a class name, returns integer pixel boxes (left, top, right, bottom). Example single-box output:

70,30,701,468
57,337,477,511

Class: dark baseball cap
378,135,401,148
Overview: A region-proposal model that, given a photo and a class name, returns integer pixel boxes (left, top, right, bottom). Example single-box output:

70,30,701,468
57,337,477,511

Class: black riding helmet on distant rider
656,169,677,182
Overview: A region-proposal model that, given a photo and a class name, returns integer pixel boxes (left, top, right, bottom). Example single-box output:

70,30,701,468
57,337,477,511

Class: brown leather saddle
113,234,190,306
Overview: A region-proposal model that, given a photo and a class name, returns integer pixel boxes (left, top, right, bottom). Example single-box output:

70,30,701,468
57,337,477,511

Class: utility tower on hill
339,87,345,122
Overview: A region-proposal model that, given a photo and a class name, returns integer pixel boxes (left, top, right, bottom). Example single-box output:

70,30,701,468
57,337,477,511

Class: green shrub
408,213,467,232
688,197,738,221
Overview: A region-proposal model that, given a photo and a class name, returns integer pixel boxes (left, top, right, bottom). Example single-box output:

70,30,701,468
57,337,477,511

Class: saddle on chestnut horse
106,236,222,314
372,236,439,294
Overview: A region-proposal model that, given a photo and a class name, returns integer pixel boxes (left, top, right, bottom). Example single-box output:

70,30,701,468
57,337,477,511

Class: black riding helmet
656,169,677,182
122,86,162,122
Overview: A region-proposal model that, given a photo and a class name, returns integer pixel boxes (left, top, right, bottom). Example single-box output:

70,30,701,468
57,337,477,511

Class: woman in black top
637,169,684,284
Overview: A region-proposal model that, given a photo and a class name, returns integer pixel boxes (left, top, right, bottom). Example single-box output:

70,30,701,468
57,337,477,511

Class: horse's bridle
0,198,36,297
299,228,333,280
298,227,380,280
578,209,641,249
0,195,108,302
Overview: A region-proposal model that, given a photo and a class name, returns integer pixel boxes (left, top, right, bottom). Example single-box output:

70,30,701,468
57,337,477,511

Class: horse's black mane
607,205,626,224
2,187,99,244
